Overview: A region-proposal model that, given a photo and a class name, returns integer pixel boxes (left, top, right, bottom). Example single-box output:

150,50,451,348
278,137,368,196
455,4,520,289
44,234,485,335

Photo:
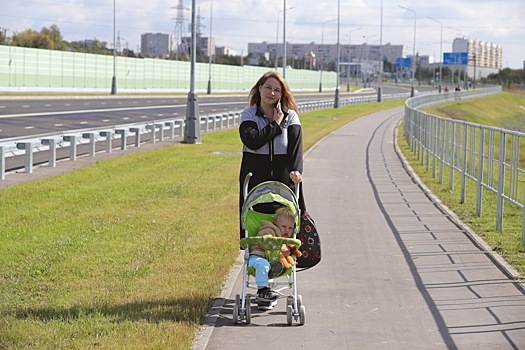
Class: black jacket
239,104,305,221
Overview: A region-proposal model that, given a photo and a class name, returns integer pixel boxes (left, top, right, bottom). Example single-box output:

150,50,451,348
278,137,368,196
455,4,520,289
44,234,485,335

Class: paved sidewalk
195,106,525,350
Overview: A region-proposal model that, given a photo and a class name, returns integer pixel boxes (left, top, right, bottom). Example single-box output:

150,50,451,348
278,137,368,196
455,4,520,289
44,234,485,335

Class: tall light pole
399,5,416,97
319,19,336,93
184,0,201,144
428,16,443,92
283,0,287,78
346,27,361,92
378,0,383,102
111,0,117,95
207,0,213,94
362,34,376,88
276,5,295,71
334,0,341,108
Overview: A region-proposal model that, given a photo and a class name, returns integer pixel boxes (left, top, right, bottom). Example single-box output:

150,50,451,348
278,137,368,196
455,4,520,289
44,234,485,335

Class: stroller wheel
299,305,306,325
233,294,240,324
286,305,293,325
245,296,251,324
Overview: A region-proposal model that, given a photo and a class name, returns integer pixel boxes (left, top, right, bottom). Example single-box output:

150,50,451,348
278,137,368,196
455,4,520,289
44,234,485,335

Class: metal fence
0,45,337,93
403,86,525,244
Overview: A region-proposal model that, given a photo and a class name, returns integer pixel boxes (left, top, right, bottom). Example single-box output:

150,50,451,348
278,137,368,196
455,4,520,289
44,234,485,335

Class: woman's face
259,77,282,106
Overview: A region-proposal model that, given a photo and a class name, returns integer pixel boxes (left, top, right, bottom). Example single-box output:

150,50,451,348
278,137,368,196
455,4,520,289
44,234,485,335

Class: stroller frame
233,173,306,325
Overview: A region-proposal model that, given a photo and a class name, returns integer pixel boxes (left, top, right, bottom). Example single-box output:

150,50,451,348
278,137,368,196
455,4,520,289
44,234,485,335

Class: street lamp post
184,0,201,144
378,0,383,102
334,0,341,108
428,16,443,92
346,27,361,92
207,0,213,94
283,0,287,78
399,5,416,97
362,34,376,88
111,0,117,95
276,5,295,71
319,19,336,93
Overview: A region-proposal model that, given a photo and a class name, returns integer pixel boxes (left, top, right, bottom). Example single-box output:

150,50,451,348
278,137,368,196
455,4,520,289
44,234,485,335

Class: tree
41,25,65,50
12,27,59,49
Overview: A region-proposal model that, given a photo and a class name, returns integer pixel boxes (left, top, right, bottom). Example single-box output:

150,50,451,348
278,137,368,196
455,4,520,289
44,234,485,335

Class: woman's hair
248,71,298,112
274,206,296,226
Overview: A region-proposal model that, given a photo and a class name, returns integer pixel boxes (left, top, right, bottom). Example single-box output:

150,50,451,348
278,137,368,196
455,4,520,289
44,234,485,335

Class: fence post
82,133,96,157
476,128,485,217
41,138,58,167
63,135,77,160
16,142,34,174
99,131,113,153
115,129,127,150
165,121,175,139
130,127,141,147
156,123,164,142
460,123,468,204
496,133,506,232
0,146,5,180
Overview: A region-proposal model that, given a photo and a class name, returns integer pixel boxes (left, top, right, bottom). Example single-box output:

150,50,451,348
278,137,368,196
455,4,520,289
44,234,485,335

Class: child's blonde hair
274,206,295,226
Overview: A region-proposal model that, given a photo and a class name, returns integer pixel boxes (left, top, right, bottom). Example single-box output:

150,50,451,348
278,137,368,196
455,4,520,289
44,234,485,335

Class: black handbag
296,211,321,269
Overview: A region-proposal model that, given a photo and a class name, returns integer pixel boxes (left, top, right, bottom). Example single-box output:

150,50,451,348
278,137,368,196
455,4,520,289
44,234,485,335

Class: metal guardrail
0,92,413,179
402,86,525,244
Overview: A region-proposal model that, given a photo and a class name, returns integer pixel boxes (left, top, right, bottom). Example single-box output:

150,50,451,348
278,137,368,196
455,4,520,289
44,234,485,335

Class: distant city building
181,36,216,57
141,33,172,58
216,46,237,56
452,37,502,78
247,41,405,70
453,37,502,70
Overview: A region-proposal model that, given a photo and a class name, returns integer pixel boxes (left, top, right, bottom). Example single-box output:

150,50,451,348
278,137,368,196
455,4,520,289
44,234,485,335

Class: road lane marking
0,101,244,119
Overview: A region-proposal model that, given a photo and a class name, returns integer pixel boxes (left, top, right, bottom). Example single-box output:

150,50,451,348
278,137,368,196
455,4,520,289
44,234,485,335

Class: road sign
443,52,468,65
396,57,412,67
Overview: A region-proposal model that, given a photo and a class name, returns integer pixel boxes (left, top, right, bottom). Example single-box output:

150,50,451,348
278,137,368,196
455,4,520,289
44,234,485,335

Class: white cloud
1,0,523,68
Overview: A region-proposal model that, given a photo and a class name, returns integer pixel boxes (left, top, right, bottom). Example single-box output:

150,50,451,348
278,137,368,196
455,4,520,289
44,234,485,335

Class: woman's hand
273,101,284,125
289,171,302,184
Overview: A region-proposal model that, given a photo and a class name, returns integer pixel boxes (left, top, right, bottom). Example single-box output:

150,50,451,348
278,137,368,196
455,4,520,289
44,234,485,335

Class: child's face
275,216,294,238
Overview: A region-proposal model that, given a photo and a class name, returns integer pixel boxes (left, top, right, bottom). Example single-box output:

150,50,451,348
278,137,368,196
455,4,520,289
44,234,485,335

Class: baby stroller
233,173,306,325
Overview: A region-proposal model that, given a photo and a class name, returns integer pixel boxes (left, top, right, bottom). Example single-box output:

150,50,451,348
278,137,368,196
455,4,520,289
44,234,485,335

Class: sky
1,0,524,69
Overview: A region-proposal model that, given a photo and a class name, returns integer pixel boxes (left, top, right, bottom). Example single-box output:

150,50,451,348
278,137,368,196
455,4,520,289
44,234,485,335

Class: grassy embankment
398,90,525,277
0,99,403,349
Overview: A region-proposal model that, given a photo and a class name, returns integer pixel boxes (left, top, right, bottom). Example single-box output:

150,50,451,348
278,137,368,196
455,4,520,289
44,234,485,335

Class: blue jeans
249,255,270,288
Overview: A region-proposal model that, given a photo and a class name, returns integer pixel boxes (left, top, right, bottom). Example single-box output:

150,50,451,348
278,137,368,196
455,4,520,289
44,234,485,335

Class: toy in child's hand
280,244,302,269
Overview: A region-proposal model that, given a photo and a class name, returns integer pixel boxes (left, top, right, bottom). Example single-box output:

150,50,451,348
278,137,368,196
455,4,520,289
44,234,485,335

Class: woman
239,71,305,240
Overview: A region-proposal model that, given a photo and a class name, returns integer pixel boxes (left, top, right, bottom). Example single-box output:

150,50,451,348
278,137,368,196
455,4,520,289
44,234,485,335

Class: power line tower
172,0,188,60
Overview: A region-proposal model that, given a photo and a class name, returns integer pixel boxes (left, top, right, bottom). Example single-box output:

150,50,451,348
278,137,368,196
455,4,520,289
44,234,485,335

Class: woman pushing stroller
239,71,305,309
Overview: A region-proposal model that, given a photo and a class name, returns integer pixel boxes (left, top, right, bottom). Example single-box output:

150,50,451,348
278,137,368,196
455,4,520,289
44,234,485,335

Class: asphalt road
0,84,416,139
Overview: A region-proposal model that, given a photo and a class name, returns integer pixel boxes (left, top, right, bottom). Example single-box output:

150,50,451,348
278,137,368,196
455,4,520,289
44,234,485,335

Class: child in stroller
233,173,306,325
250,206,296,309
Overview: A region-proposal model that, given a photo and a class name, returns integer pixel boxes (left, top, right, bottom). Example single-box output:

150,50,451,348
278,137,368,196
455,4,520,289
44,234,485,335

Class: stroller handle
243,172,301,201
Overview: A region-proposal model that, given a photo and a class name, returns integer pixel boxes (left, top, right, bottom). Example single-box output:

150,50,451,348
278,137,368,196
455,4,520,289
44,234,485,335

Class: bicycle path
194,106,525,350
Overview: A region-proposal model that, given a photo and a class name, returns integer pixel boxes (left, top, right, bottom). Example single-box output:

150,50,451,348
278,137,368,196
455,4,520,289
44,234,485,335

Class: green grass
0,99,403,349
424,90,525,129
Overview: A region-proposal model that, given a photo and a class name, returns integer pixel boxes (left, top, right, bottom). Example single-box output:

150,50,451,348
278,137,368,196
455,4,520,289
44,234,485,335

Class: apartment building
141,33,172,58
